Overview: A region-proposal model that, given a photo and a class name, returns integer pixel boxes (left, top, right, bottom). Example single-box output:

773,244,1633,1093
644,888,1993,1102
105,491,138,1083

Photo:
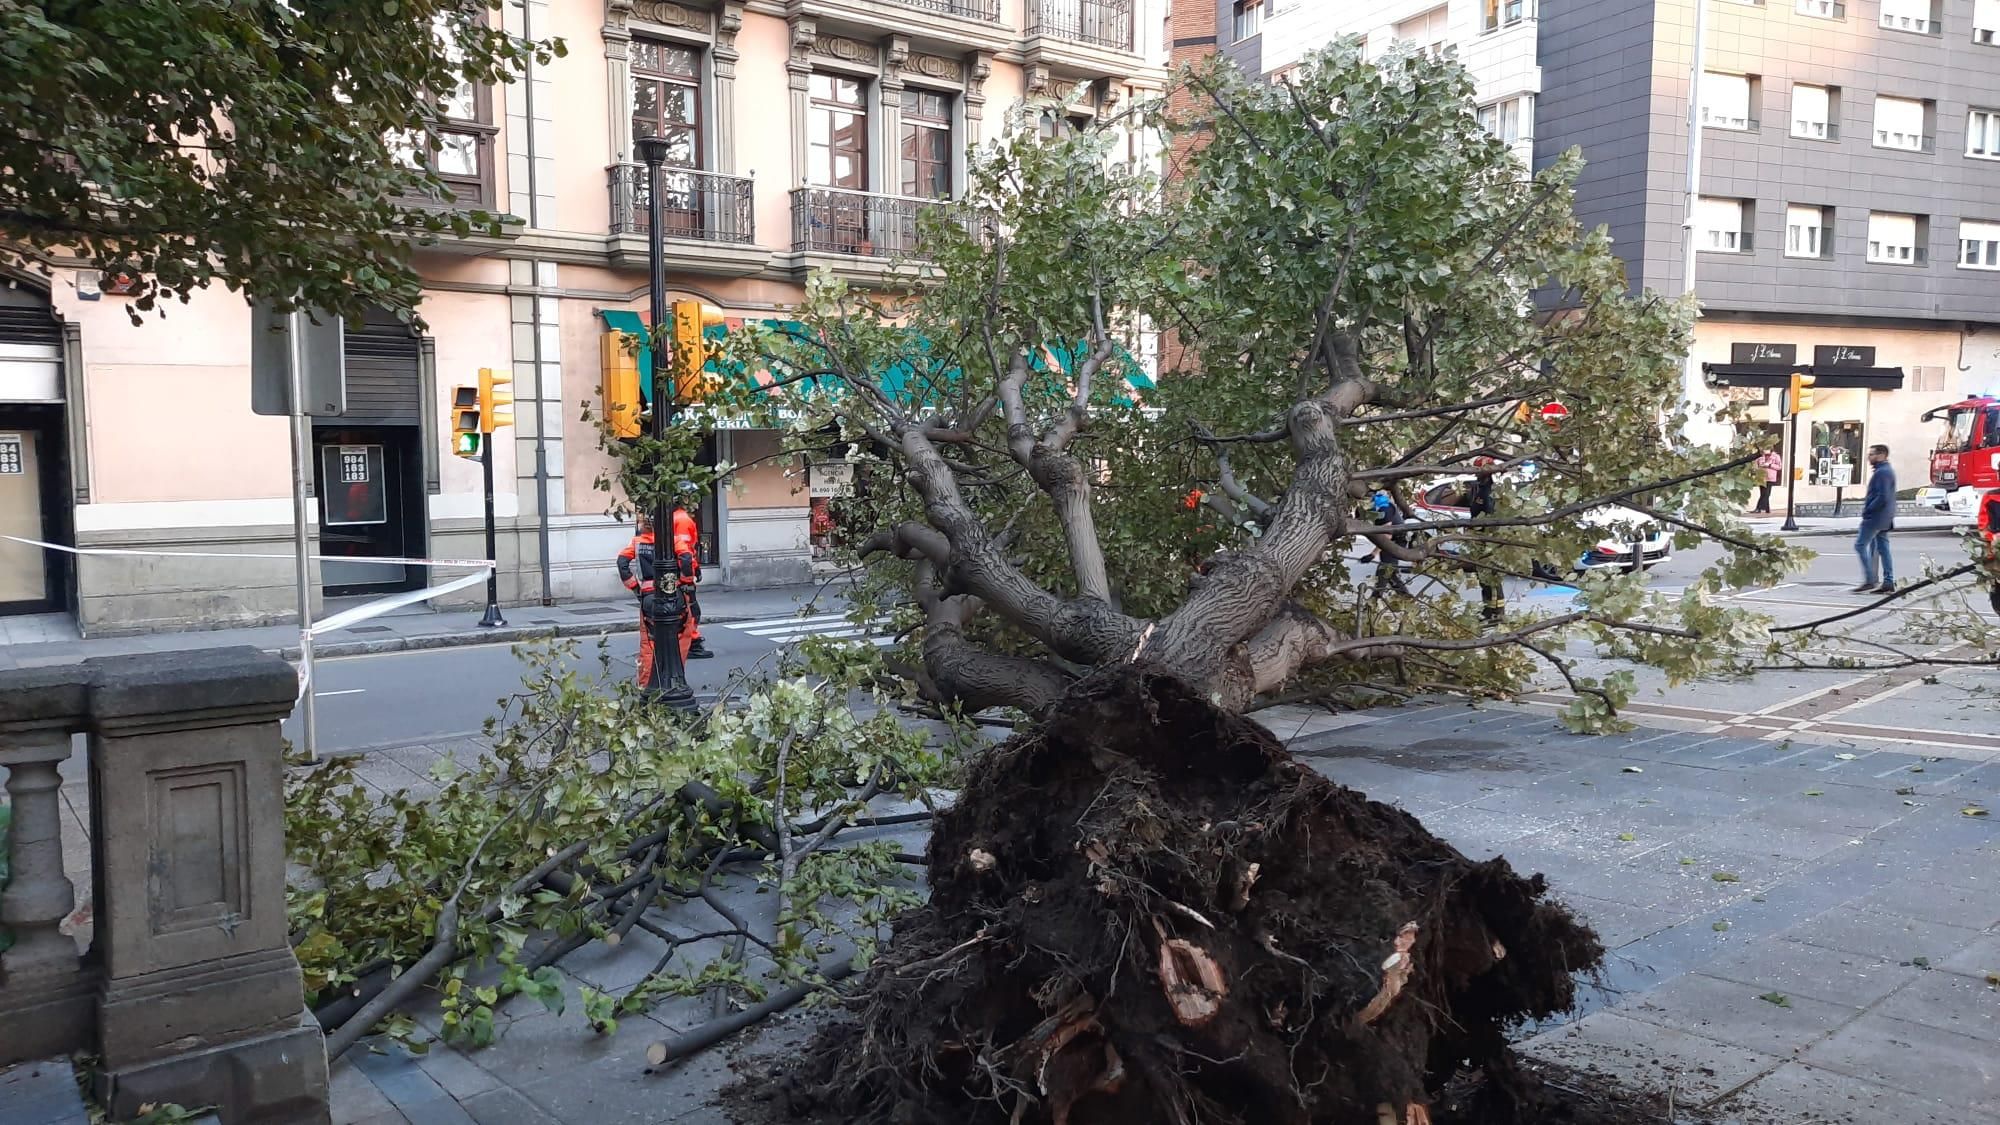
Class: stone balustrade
0,647,328,1124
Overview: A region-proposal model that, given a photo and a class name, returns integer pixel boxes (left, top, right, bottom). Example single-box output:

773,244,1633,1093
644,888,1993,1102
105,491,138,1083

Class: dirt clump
751,665,1606,1125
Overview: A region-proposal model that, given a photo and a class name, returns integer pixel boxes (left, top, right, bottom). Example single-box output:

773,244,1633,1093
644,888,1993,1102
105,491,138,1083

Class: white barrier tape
310,569,492,636
0,533,496,571
0,532,506,708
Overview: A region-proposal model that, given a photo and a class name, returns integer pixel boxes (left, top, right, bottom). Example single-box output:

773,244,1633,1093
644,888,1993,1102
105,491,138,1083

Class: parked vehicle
1403,474,1672,573
1916,395,2000,520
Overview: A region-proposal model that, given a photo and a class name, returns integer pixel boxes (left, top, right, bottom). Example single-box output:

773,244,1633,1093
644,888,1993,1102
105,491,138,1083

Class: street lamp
636,135,697,712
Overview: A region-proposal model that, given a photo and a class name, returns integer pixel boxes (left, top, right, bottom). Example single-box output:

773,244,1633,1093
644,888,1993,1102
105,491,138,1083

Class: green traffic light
456,432,482,458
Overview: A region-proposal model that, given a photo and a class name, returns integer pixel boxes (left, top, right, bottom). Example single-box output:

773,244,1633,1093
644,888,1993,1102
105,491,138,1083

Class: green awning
599,308,1152,415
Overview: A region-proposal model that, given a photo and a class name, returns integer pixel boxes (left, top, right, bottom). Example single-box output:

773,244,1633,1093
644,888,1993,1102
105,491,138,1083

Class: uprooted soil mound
753,666,1606,1125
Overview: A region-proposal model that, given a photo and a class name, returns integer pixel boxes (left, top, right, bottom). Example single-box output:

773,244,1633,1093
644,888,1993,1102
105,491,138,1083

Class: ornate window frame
787,19,991,198
603,1,745,173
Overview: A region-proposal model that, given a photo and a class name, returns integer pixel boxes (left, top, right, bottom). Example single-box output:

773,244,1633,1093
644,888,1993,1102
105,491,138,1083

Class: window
1978,0,1999,43
1970,108,2000,158
1477,95,1533,145
1909,366,1945,392
1794,0,1843,18
1791,83,1834,139
1872,95,1927,151
900,90,953,200
1483,0,1530,31
1394,6,1449,57
632,40,702,169
1701,72,1753,130
1866,211,1921,264
1785,205,1828,257
388,12,495,207
1962,220,2000,269
1232,0,1263,40
1879,0,1934,33
807,74,868,189
1698,197,1750,252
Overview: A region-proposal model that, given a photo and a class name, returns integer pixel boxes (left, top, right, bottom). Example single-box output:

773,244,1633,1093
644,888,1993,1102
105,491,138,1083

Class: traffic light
451,385,482,459
670,300,726,403
1790,372,1816,414
479,367,514,433
600,331,642,439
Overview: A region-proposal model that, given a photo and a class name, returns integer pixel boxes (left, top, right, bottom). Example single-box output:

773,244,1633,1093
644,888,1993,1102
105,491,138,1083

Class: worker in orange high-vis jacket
617,516,663,684
671,500,713,659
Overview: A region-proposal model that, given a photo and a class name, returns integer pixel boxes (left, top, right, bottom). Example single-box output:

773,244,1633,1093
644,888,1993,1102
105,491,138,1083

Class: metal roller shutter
0,305,61,346
339,311,421,426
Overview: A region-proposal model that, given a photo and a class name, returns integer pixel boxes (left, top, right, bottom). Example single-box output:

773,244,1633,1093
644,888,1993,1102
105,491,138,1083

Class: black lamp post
636,136,697,711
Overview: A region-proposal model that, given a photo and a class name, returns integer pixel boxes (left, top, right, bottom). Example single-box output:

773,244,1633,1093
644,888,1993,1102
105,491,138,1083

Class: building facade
0,0,1168,634
1194,0,2000,505
1538,0,2000,501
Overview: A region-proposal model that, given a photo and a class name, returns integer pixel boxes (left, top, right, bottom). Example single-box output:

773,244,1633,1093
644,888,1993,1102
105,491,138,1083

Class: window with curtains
807,74,869,189
1785,205,1828,258
1232,0,1263,41
1477,96,1533,145
1394,6,1449,58
1697,197,1749,252
1872,95,1927,151
1482,0,1529,31
1795,0,1841,18
900,89,953,200
1792,84,1833,139
631,40,703,169
1701,72,1753,130
1866,211,1920,264
1962,220,2000,270
1878,0,1935,34
1969,109,2000,158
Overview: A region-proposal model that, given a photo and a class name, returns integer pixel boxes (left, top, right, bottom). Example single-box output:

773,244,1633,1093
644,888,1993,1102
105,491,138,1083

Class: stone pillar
0,667,94,1068
714,3,744,172
86,648,329,1125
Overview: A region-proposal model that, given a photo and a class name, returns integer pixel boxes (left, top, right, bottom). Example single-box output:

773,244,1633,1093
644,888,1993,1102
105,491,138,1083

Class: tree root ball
759,666,1604,1125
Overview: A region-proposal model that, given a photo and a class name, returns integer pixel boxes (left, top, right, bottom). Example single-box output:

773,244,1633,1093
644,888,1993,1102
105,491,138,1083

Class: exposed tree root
747,666,1604,1124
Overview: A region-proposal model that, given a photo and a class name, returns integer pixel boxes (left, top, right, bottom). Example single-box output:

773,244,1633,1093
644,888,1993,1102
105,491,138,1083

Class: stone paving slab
0,1060,87,1125
323,703,2000,1124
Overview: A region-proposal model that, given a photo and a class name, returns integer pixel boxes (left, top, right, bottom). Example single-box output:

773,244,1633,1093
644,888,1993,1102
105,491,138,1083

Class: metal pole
1680,0,1711,443
480,441,505,627
638,136,695,711
1781,406,1801,532
520,0,554,607
285,311,318,760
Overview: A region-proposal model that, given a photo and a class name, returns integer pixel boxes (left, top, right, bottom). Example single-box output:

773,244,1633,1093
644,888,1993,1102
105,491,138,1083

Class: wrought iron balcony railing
1026,0,1135,51
791,186,962,259
608,163,756,243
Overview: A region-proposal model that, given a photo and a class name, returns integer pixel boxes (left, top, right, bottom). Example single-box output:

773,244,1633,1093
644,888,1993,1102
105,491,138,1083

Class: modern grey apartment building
1537,0,2000,498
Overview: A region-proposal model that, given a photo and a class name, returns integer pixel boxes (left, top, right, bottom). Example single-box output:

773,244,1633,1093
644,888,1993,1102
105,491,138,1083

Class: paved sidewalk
1744,512,1966,538
0,581,852,671
324,703,2000,1124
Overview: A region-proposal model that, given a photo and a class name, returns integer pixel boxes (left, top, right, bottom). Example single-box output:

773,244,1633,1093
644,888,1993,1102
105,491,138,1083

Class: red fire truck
1917,395,2000,520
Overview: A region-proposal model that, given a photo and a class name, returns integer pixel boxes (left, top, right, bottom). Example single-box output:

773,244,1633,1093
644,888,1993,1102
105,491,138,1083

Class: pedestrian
1368,489,1411,596
1467,468,1504,626
616,515,661,685
1754,444,1782,515
670,499,713,659
1853,443,1896,595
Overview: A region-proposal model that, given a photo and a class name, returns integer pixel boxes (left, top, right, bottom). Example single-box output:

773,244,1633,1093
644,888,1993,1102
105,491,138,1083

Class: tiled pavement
323,702,2000,1124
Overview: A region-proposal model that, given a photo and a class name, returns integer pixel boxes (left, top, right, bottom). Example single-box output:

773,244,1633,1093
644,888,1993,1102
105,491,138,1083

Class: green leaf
1712,920,1731,932
1758,992,1791,1008
1711,872,1741,883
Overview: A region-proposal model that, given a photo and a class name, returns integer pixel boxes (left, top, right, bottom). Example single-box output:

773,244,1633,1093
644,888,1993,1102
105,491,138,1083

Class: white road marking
314,689,366,698
720,613,895,647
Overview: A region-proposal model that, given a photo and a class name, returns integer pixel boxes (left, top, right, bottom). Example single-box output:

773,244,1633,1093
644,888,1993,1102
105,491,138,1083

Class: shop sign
1813,345,1876,368
809,462,855,498
1731,342,1796,365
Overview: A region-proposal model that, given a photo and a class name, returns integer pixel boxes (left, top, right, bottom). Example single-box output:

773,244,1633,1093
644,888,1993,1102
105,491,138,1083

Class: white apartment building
1259,0,1541,164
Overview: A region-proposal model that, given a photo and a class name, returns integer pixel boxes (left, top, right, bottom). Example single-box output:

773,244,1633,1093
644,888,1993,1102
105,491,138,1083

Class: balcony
785,186,977,281
605,164,768,278
883,0,1000,17
1027,0,1134,51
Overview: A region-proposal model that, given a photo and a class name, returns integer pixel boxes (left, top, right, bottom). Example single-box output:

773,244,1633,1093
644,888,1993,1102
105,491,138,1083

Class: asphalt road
290,528,1986,756
285,607,889,754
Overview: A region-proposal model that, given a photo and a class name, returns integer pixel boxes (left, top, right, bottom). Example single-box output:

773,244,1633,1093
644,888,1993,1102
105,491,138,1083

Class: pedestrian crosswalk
717,611,897,647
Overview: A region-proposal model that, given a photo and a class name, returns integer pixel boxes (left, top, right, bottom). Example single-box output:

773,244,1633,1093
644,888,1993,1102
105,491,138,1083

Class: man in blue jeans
1854,443,1896,594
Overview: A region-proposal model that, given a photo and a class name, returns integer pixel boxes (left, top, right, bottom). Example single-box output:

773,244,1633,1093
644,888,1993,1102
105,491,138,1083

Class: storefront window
1810,420,1864,487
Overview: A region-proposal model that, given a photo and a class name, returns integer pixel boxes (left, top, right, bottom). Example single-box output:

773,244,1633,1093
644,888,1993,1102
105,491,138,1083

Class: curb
279,612,763,661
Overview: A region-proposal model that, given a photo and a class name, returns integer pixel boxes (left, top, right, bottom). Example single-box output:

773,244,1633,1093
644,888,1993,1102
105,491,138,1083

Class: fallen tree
693,41,1851,1124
